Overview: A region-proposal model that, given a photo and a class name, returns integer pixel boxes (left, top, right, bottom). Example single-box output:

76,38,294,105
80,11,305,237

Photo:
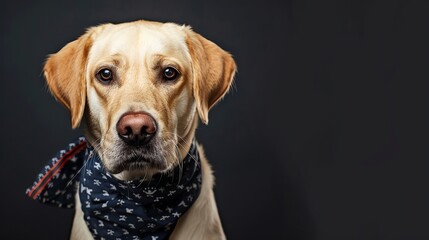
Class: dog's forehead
88,22,191,64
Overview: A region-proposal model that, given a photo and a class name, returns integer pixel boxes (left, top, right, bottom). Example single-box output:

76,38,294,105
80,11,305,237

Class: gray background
1,0,429,239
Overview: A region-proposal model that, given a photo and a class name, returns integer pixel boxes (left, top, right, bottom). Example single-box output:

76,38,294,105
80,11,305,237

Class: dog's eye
162,67,179,81
97,68,114,83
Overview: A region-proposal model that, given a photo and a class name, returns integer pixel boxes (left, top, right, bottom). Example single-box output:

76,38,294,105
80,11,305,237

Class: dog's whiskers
163,131,200,169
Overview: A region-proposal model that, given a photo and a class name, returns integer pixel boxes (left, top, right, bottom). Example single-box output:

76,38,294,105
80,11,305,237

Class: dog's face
44,20,236,179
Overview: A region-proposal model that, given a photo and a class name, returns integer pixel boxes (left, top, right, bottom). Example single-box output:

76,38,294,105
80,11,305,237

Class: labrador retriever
43,19,236,240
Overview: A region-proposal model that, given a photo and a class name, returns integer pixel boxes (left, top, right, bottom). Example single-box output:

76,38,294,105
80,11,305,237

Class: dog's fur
43,20,236,240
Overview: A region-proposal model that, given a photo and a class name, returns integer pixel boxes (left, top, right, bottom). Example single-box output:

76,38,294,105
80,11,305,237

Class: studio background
1,0,429,239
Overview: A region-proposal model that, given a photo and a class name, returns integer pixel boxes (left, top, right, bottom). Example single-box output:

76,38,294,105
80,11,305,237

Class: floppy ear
185,29,237,124
43,31,93,129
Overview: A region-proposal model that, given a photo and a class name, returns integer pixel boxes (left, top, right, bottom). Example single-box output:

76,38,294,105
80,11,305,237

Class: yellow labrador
43,20,236,240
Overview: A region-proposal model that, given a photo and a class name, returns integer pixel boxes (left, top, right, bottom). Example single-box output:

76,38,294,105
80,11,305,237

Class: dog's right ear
43,30,94,129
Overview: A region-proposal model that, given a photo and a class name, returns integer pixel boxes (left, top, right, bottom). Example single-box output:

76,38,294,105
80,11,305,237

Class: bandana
26,137,202,240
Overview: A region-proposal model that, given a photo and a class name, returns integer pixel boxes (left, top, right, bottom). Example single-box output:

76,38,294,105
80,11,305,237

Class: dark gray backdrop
1,0,429,239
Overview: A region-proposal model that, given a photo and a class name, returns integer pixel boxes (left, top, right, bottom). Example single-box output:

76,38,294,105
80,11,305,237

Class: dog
42,20,236,239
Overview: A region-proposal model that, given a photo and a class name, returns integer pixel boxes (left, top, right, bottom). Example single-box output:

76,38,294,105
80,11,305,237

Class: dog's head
44,20,236,179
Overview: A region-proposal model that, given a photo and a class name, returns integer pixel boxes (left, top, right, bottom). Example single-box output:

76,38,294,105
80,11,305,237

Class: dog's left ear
185,28,237,124
43,30,94,129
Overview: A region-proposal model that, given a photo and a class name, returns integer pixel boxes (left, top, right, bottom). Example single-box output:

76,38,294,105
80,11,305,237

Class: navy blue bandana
27,137,202,240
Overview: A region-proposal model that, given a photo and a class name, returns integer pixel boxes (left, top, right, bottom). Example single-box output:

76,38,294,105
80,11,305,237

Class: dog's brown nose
116,112,157,146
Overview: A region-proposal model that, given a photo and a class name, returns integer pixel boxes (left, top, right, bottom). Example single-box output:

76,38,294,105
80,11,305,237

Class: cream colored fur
44,20,235,240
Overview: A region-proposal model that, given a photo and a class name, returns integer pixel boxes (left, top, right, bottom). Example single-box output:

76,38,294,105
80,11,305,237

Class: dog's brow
93,54,127,70
112,58,121,66
151,54,182,70
110,53,126,67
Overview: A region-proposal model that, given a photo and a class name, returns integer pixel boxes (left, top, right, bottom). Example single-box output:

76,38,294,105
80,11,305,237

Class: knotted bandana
27,137,202,240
